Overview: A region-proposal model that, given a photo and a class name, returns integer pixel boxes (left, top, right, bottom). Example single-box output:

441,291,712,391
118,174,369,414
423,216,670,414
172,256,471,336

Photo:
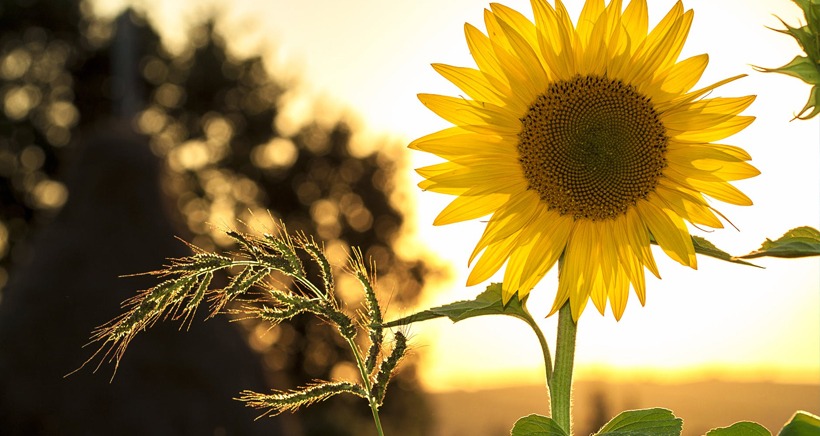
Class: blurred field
429,380,820,435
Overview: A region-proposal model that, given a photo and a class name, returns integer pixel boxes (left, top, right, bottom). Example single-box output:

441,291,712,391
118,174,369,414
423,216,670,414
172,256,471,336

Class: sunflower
411,0,758,320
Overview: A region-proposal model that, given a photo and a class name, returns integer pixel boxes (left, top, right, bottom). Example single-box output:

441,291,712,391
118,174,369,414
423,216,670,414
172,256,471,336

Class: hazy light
90,0,819,389
169,140,210,171
19,146,45,171
47,101,79,128
250,137,297,169
31,179,68,210
3,85,41,120
136,107,168,134
1,49,32,80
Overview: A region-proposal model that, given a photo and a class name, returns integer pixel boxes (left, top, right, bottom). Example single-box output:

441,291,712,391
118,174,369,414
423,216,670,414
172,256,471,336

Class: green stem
518,305,553,387
346,337,385,436
549,302,577,435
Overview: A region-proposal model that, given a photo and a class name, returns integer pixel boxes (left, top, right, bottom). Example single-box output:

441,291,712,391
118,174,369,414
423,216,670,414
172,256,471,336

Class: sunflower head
411,0,758,320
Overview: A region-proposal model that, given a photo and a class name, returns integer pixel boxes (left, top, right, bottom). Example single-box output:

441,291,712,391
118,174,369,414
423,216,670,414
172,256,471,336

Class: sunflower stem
550,302,576,434
519,302,553,387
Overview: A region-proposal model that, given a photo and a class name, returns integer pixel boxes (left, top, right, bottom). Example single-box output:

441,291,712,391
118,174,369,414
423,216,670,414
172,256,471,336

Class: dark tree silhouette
0,1,436,435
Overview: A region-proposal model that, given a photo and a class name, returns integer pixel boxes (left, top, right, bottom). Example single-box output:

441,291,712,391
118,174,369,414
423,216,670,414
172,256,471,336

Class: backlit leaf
706,421,770,436
739,227,820,259
510,414,568,436
383,283,527,327
595,408,682,436
779,410,820,436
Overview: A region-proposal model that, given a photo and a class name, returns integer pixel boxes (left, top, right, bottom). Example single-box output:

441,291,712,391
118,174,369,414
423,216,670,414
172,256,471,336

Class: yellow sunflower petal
501,208,570,294
490,3,541,52
431,64,508,106
495,15,549,90
613,217,648,305
673,115,755,143
467,232,522,286
464,23,510,88
685,177,753,206
621,0,648,48
663,96,756,134
608,265,631,320
470,191,543,265
434,192,509,225
655,182,723,228
658,53,708,96
413,0,756,322
409,127,514,159
518,212,572,292
532,0,576,79
418,93,521,133
637,199,696,268
622,206,659,278
576,0,605,46
553,220,599,320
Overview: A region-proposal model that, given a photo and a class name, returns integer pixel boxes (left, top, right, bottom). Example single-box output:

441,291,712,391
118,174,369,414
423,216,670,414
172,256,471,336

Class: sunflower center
517,75,668,221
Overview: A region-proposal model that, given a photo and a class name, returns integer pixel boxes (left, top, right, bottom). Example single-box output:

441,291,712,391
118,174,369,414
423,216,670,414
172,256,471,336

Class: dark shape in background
0,0,437,434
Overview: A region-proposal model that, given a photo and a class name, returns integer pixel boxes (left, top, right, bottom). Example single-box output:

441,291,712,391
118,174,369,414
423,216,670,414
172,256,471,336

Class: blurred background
0,0,816,435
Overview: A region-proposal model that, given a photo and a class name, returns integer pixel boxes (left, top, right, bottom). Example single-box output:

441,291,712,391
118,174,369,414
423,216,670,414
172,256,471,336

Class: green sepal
778,410,820,436
757,0,820,119
764,55,820,83
510,414,568,436
383,283,526,327
594,408,682,436
706,421,771,436
739,227,820,259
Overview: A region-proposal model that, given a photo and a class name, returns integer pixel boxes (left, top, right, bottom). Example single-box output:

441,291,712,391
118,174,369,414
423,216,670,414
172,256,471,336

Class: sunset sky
90,0,819,391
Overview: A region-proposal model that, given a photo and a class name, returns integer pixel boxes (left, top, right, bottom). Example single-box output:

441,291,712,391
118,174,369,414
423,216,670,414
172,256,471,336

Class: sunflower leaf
705,421,770,436
739,227,820,259
382,283,527,327
594,408,682,436
510,414,568,436
778,410,820,436
690,236,761,267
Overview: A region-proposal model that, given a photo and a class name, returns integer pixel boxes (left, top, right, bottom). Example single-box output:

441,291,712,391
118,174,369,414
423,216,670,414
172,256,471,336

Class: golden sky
91,0,819,390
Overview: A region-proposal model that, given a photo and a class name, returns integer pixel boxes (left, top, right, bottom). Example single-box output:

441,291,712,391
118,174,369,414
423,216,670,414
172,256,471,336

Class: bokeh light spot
251,137,297,170
31,179,68,210
1,49,32,80
4,85,42,120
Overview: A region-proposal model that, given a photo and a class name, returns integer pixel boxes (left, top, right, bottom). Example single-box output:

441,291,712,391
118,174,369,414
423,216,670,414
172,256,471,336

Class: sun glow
89,0,819,391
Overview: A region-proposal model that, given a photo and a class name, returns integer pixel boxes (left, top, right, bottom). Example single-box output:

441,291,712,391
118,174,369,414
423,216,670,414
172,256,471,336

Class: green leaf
383,283,527,327
739,227,820,259
691,236,761,268
595,408,682,436
779,410,820,436
706,421,771,436
510,414,568,436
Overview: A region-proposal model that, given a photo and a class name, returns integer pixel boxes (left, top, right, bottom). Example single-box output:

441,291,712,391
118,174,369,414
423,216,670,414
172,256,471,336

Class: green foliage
510,414,568,436
79,224,407,424
383,282,528,327
594,408,683,436
779,411,820,436
757,0,820,119
691,236,761,267
706,421,771,436
740,226,820,259
652,227,820,268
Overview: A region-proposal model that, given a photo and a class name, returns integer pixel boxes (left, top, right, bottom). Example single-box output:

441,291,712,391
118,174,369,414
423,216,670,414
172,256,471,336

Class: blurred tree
0,0,436,435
